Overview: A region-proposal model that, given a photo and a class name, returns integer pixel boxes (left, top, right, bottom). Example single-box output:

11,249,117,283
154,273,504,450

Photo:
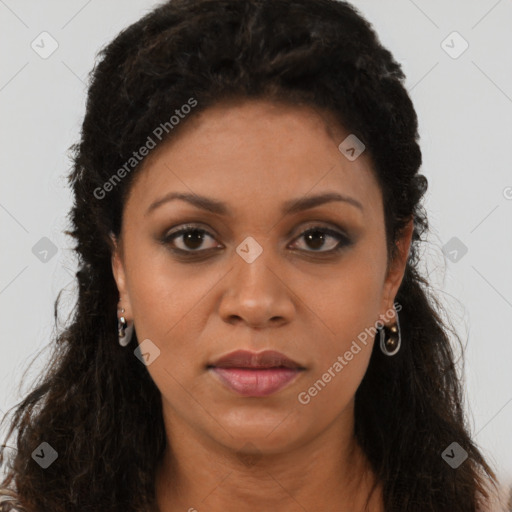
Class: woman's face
112,99,412,456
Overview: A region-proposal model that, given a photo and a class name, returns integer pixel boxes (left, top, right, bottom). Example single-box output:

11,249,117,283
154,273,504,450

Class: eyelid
288,220,349,238
164,219,350,238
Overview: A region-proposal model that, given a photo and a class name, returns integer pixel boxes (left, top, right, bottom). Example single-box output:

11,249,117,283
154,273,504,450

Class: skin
111,98,413,512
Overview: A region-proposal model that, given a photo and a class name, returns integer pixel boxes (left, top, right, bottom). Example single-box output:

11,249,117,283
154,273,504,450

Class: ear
111,234,133,318
379,217,414,323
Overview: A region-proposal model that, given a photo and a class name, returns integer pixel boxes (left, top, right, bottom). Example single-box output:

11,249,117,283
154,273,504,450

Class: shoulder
0,488,27,512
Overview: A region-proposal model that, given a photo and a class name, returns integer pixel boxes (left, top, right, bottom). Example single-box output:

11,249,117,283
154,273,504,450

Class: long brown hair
0,0,500,510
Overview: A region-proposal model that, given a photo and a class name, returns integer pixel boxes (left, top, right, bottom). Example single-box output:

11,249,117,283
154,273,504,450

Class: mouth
207,349,306,397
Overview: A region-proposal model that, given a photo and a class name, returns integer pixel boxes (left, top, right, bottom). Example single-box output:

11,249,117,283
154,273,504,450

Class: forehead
124,99,382,220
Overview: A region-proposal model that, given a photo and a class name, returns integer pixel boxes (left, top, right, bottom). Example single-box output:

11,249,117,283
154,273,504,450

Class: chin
210,412,306,451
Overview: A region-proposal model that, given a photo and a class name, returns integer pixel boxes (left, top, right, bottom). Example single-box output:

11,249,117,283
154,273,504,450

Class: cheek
297,347,373,409
305,256,384,349
296,311,376,417
296,257,383,405
124,242,211,340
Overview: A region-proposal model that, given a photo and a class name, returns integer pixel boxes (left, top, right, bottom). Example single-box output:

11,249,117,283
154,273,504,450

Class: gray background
1,0,511,489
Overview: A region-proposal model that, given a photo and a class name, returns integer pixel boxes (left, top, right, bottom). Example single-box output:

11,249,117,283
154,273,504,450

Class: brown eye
163,226,219,252
291,227,351,253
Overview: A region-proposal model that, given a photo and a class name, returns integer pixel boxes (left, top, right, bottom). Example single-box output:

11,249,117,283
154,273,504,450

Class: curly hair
0,0,501,510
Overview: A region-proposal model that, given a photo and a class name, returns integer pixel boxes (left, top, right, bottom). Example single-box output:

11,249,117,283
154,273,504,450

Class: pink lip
207,349,306,397
209,349,304,370
210,367,302,397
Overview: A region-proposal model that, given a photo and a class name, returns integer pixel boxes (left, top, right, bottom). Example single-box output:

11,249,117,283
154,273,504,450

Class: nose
218,248,295,329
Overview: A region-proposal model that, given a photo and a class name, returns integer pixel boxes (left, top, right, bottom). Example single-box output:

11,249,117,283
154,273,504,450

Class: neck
154,401,383,512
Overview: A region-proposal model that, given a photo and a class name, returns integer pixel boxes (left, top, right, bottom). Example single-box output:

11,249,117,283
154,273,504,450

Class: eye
161,223,352,255
162,224,219,252
290,226,352,253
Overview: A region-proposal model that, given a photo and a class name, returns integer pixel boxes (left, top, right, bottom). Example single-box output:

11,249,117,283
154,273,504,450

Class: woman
0,0,508,510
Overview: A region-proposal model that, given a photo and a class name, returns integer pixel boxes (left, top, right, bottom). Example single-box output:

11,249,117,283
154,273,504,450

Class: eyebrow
145,191,364,217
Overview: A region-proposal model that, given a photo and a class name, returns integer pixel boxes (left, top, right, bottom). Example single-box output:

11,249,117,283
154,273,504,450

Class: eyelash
160,223,353,257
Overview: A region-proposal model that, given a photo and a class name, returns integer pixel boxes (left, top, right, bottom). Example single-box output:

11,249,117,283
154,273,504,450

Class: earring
378,308,401,356
117,307,134,347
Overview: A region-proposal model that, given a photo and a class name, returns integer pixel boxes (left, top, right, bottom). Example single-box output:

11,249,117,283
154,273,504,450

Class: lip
210,367,303,396
207,349,306,397
209,349,304,370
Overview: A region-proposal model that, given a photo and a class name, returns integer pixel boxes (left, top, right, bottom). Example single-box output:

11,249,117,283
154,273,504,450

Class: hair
0,0,501,510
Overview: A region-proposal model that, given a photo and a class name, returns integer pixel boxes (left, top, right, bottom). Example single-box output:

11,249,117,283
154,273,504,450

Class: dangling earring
378,308,401,356
117,306,133,347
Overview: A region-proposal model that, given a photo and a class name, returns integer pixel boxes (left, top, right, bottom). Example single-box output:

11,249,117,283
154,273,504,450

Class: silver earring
378,308,401,356
117,307,133,347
